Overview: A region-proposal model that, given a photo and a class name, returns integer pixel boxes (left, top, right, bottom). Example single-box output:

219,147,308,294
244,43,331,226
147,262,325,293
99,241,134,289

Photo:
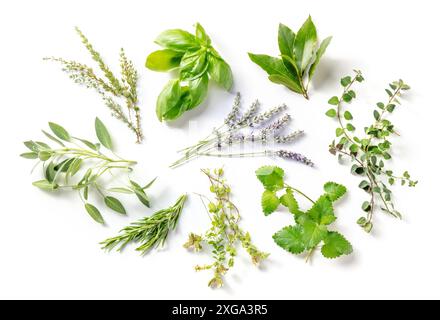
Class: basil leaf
104,196,127,215
268,74,303,94
84,203,104,224
145,49,183,72
179,49,209,81
294,16,318,73
155,29,200,52
278,23,296,58
208,55,233,91
308,36,332,81
156,79,182,122
248,53,290,77
187,74,209,110
195,23,211,45
94,117,113,150
48,122,71,142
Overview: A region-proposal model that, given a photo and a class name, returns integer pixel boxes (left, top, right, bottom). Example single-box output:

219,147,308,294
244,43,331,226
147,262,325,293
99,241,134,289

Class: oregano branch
326,70,417,232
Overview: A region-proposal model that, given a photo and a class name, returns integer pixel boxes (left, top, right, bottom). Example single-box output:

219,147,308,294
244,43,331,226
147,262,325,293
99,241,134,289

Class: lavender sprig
170,94,312,168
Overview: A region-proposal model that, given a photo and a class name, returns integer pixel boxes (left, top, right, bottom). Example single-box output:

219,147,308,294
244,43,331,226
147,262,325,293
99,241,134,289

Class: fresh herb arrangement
249,16,331,100
170,93,312,168
256,166,352,261
45,27,143,143
21,118,154,224
326,70,417,232
101,194,187,255
146,23,233,122
184,168,268,288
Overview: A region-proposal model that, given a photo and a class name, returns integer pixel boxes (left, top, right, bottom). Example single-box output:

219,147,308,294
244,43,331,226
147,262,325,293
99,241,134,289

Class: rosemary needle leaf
101,194,187,255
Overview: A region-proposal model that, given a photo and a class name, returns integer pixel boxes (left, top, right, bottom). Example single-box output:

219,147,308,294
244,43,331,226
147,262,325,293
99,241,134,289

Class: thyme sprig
184,168,268,289
326,70,417,232
45,27,143,143
170,93,312,168
101,194,187,255
21,118,154,224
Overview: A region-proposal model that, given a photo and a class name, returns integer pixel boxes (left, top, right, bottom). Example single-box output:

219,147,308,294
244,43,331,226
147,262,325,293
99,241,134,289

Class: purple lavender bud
260,114,291,137
274,130,304,143
225,93,241,127
275,150,314,167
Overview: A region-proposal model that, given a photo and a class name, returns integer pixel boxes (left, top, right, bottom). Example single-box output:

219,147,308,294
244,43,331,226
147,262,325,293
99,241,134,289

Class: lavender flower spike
275,130,304,143
260,114,291,137
275,150,314,167
225,92,241,127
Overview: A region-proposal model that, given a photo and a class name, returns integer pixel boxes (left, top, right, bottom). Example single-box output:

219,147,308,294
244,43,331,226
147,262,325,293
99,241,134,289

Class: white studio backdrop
0,0,438,299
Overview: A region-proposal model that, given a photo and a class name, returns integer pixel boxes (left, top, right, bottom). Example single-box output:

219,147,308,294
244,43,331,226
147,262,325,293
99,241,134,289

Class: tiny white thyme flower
170,93,313,168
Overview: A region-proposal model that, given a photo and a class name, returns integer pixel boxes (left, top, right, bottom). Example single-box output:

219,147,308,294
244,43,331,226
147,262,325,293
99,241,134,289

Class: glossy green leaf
208,55,233,91
294,16,318,73
325,109,337,117
248,53,290,77
195,23,211,45
187,74,209,110
328,96,339,105
156,79,184,122
268,74,303,94
155,29,199,52
146,49,183,72
94,117,113,150
308,36,332,81
179,49,209,81
278,23,296,57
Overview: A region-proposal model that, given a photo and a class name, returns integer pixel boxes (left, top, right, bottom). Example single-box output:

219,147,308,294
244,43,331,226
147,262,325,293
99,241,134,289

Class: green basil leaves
249,16,332,100
146,23,233,122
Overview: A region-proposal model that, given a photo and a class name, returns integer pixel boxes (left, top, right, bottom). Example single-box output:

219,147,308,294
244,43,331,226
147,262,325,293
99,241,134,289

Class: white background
0,0,438,300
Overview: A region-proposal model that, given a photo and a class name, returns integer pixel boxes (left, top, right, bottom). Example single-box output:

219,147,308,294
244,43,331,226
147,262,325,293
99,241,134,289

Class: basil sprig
248,16,331,100
146,23,233,122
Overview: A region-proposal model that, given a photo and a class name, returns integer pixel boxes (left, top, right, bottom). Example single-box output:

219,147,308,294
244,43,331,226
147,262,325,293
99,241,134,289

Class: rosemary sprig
326,70,417,232
101,194,187,255
170,93,312,168
45,27,143,143
21,118,154,224
184,168,268,288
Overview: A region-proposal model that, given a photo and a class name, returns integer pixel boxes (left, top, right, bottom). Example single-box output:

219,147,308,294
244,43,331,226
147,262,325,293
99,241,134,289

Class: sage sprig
256,166,352,261
184,168,268,288
101,194,187,255
146,23,233,122
45,27,143,143
249,16,331,99
170,93,313,168
21,118,154,224
326,70,417,232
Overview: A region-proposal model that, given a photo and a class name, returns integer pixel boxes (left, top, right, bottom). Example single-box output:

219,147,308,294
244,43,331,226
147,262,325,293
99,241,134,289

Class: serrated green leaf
302,220,327,249
280,190,299,215
95,117,113,150
255,166,285,191
306,195,335,225
323,182,347,202
85,203,104,224
321,232,352,259
261,190,280,215
104,196,127,215
48,122,71,142
272,225,305,254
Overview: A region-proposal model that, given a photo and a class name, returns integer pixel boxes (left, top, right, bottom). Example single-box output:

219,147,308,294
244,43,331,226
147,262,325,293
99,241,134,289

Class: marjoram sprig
170,93,312,168
21,118,154,224
326,70,417,232
45,27,143,143
184,168,268,288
